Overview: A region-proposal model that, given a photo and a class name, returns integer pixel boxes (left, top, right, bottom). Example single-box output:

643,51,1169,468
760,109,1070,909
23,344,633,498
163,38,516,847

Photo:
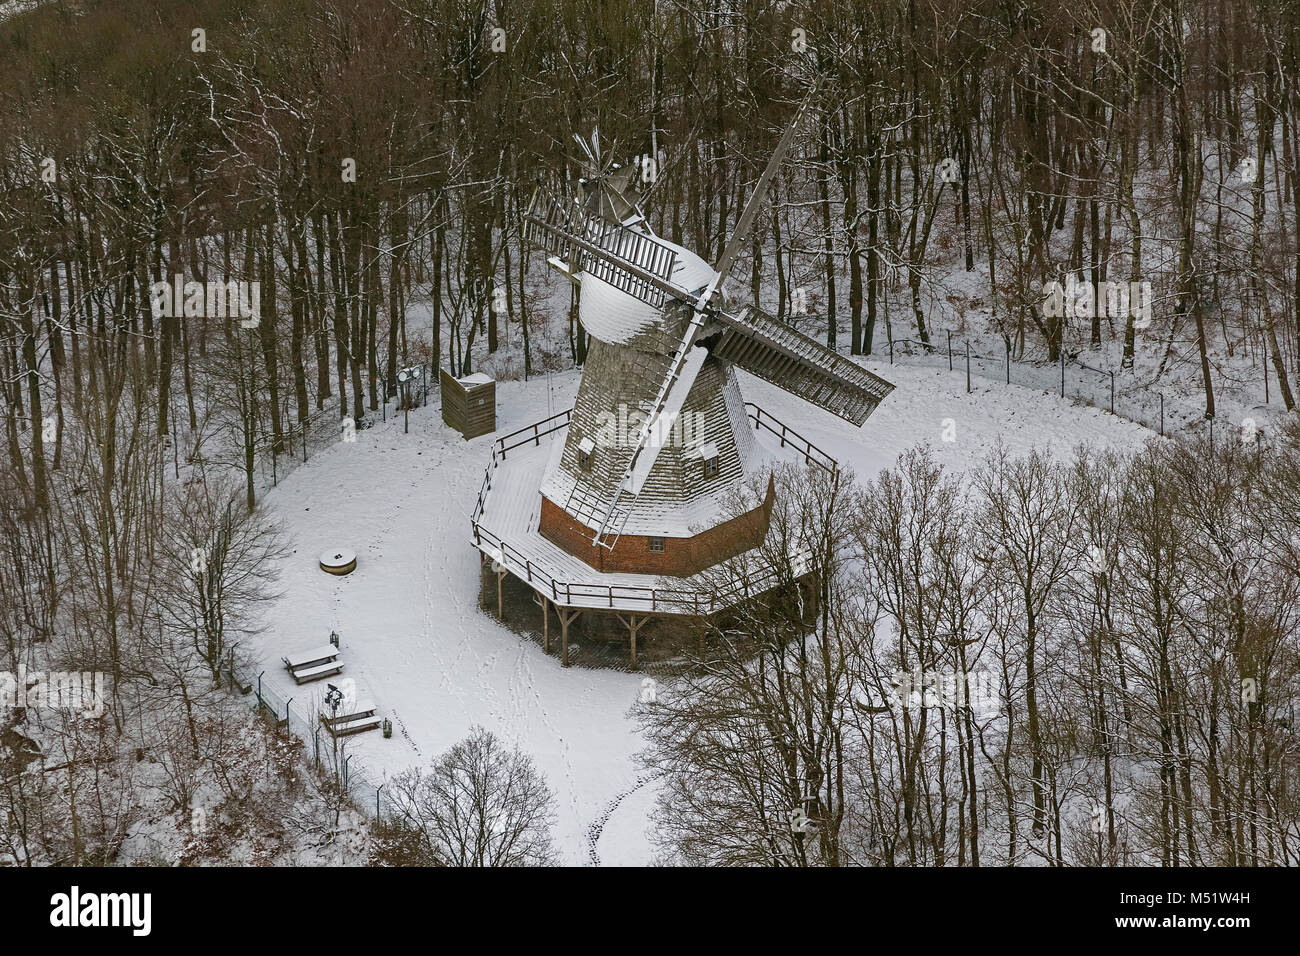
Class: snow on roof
577,234,715,345
539,420,795,538
626,345,708,495
458,372,494,386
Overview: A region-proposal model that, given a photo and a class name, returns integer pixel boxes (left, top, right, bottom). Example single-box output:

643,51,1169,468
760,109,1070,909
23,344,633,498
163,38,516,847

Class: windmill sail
710,306,895,425
581,220,680,307
590,83,826,548
522,187,683,308
519,81,892,554
713,77,822,279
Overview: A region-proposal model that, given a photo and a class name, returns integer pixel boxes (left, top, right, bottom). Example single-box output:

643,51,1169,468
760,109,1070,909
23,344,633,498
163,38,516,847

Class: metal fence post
1160,393,1165,437
1110,371,1115,413
947,329,953,371
1060,353,1065,398
966,343,971,394
1005,341,1010,384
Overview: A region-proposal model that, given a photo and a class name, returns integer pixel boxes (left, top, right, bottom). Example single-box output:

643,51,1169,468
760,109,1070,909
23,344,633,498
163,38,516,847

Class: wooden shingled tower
521,83,894,578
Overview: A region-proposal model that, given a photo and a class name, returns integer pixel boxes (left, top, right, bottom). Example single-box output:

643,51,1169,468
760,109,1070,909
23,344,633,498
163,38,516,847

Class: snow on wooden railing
746,404,838,476
471,521,715,613
497,408,574,456
472,519,817,614
471,408,573,525
469,405,823,614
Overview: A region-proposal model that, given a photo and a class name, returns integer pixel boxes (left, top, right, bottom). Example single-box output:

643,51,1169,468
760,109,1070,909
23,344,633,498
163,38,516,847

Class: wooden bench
283,645,342,684
284,645,339,669
321,700,376,724
291,660,343,684
323,714,383,737
320,701,381,737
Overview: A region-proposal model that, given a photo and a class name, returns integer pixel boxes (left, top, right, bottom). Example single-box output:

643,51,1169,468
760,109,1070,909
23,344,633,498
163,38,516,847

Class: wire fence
251,362,435,498
879,333,1216,437
219,648,396,820
877,331,1285,461
233,363,439,819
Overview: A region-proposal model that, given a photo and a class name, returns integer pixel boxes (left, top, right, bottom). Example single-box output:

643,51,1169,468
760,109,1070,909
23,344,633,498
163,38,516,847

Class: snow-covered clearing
249,355,1152,865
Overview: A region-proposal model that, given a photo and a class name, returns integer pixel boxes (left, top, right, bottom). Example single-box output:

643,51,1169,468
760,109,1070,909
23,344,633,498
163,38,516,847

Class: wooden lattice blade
522,187,687,309
712,306,895,426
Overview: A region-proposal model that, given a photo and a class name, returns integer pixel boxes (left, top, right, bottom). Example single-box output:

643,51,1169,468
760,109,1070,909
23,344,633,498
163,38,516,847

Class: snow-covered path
250,356,1151,865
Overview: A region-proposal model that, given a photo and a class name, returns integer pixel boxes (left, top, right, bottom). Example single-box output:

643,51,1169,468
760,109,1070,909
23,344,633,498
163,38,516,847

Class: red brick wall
538,478,776,577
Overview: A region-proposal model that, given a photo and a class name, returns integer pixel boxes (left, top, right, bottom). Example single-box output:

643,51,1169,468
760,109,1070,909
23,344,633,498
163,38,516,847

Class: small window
697,441,720,480
648,536,665,553
577,436,595,470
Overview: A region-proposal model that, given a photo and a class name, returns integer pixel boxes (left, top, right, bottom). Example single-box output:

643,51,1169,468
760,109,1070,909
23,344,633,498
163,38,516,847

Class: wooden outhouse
441,370,496,439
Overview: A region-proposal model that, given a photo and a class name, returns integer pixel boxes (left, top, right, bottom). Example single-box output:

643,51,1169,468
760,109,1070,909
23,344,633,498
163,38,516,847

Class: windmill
515,81,894,578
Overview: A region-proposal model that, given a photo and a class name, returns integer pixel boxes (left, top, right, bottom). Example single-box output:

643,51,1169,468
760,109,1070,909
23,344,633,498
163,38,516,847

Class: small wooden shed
441,370,496,439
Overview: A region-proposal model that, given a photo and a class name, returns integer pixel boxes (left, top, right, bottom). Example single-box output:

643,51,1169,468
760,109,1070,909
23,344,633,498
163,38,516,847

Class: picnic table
283,645,342,684
320,700,382,737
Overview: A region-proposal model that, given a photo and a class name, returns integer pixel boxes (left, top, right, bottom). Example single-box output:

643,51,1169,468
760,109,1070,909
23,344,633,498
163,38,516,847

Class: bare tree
379,727,558,866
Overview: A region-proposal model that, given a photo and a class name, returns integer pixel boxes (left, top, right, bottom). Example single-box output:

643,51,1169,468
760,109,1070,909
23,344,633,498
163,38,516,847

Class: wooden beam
616,612,652,669
713,79,822,278
556,606,581,667
540,596,550,653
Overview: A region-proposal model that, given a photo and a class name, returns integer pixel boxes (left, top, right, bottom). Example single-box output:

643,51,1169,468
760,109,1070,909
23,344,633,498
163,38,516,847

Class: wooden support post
616,613,651,669
540,596,550,653
555,606,581,667
496,569,507,618
562,611,569,666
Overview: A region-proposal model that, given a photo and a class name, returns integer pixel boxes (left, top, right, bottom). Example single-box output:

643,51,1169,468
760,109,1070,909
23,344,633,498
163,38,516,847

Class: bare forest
2,0,1300,868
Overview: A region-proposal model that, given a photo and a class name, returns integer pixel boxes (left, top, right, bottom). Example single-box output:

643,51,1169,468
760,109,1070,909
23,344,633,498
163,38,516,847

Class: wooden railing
471,408,572,525
471,521,718,613
745,404,839,476
472,519,815,614
468,404,824,613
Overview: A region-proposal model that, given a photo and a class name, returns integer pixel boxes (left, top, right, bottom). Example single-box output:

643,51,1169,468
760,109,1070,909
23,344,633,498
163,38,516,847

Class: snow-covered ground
249,355,1152,865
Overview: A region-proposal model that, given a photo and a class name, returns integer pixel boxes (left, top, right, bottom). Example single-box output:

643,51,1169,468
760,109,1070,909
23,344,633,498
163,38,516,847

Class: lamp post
325,682,343,783
397,365,421,434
